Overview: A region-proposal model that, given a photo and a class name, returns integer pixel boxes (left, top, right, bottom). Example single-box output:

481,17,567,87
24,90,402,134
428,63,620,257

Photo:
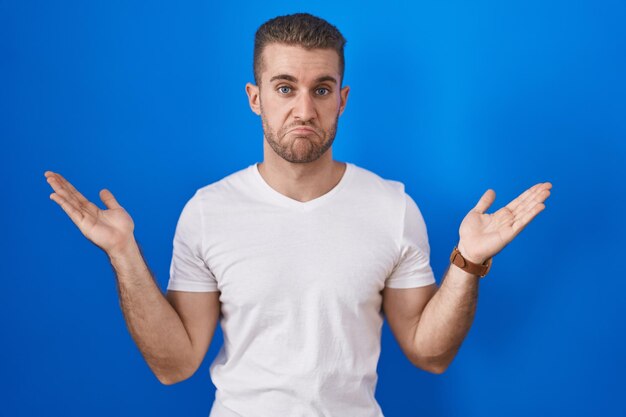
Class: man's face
246,43,350,164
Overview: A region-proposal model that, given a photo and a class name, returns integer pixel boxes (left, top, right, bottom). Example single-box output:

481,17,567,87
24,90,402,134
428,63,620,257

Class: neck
258,141,346,203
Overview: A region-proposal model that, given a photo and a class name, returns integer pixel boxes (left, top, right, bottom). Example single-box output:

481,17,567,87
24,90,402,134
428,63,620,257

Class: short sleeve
385,192,436,288
166,193,219,292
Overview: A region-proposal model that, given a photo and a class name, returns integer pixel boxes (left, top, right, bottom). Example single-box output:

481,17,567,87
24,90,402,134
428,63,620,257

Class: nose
292,91,317,122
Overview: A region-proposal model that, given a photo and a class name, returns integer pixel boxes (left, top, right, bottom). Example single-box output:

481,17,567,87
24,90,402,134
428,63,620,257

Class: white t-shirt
167,162,436,417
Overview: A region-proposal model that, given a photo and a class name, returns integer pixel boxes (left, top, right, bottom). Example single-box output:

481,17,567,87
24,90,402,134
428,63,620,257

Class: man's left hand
456,182,553,264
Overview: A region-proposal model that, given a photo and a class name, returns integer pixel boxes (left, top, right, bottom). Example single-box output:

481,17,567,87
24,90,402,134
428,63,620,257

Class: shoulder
170,165,258,226
347,163,428,225
348,162,408,200
186,164,256,207
196,165,252,195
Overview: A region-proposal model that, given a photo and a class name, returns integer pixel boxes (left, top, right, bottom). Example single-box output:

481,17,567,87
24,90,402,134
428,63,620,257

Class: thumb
100,189,121,209
473,189,496,214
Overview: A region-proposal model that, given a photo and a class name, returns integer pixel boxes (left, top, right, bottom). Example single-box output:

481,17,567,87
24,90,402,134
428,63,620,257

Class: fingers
49,191,85,226
46,172,82,216
99,189,121,209
511,201,546,235
45,171,81,205
45,171,99,217
506,182,552,214
473,189,496,214
505,183,541,212
508,183,552,234
45,171,89,204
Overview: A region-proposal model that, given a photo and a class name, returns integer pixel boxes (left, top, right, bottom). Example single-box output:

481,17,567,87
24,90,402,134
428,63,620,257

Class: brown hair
253,13,347,86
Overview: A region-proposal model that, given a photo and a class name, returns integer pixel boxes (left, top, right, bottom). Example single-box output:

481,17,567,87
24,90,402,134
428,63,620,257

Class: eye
316,87,330,96
277,86,292,94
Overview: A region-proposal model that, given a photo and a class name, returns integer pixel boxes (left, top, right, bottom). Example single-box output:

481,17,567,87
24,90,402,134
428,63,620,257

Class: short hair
253,13,347,86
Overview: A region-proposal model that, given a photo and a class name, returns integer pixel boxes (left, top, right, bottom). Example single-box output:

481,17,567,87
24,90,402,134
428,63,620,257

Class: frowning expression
246,43,350,163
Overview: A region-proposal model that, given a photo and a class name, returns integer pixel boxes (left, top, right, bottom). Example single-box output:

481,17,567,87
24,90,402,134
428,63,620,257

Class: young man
45,13,552,417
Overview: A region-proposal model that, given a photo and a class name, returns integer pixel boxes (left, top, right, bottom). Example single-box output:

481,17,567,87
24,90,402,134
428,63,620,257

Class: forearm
108,240,194,384
412,259,480,372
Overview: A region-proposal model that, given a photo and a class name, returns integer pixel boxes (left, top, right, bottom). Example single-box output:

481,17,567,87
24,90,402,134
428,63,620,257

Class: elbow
409,352,453,375
157,375,177,386
421,361,449,375
146,350,201,386
153,363,196,386
157,374,183,386
156,370,192,385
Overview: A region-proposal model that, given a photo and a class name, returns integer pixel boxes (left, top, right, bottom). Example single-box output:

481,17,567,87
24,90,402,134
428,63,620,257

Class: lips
288,127,317,135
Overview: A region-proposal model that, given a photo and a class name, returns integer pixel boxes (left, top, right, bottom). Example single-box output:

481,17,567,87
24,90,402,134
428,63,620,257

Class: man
45,13,552,417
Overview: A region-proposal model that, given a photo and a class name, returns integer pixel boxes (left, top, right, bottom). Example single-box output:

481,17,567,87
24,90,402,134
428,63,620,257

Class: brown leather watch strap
450,246,492,277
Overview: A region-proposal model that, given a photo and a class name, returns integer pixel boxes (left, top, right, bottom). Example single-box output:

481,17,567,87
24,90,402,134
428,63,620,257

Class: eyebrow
269,74,338,85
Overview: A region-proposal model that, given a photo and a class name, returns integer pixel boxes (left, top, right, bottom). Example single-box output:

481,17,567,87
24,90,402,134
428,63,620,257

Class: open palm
45,171,135,254
457,182,552,264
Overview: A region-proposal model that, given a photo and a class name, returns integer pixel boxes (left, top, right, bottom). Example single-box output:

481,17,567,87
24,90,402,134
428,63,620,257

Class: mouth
288,127,317,135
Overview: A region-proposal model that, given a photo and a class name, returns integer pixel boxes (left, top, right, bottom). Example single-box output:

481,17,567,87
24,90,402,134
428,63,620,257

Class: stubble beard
261,109,339,164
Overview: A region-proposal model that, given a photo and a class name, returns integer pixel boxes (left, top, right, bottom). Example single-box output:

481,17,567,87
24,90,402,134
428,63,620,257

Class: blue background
2,0,625,416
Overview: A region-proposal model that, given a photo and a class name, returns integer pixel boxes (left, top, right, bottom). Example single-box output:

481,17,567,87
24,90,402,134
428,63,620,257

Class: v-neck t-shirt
167,161,436,417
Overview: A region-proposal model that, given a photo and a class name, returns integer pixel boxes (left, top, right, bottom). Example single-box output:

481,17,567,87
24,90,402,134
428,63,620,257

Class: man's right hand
45,171,135,256
45,171,219,385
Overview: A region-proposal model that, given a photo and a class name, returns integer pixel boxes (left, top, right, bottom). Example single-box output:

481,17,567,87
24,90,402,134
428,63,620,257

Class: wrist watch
450,246,493,277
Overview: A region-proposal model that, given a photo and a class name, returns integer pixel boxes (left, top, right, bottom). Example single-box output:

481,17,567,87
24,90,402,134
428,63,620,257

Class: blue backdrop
2,1,625,416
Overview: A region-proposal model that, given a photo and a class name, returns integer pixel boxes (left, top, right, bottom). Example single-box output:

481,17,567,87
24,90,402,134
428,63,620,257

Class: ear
338,85,350,116
245,82,261,115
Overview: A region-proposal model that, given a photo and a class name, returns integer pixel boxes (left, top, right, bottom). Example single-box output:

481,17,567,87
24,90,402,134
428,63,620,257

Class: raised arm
45,171,220,384
383,182,552,373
